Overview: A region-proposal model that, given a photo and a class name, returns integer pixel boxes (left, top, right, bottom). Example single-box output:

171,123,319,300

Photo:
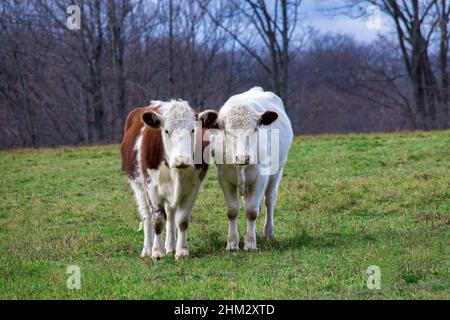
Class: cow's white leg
243,177,268,251
130,180,153,257
165,204,176,256
151,205,166,260
243,204,258,251
146,183,166,260
264,169,283,241
218,177,240,251
175,213,189,259
174,183,201,259
141,217,153,257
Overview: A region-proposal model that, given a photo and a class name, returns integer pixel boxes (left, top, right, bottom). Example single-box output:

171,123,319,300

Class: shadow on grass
190,230,377,258
265,231,377,250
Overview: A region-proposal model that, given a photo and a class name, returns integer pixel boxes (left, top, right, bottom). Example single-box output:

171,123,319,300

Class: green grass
0,131,449,299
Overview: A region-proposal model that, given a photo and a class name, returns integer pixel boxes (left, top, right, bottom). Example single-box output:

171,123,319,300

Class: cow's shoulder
141,124,164,171
121,105,161,178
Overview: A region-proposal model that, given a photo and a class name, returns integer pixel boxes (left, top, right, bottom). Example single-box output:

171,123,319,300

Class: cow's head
218,105,278,165
142,100,218,169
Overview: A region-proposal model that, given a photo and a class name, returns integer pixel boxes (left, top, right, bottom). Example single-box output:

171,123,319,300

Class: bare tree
106,0,132,140
33,0,109,143
333,0,450,129
168,0,176,97
436,0,450,127
2,0,446,149
200,0,302,107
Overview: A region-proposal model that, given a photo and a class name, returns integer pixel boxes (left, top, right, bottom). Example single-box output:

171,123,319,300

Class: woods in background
0,0,449,148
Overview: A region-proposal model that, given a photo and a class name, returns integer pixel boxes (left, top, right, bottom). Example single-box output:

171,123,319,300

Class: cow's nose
174,156,191,168
235,155,250,165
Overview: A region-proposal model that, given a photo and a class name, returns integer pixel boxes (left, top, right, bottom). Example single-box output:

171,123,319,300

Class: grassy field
0,131,449,299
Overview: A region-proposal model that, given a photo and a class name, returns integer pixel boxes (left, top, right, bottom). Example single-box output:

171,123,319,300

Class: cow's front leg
151,205,166,260
243,180,267,251
244,206,258,251
218,177,240,251
175,212,189,259
174,184,201,259
165,204,176,256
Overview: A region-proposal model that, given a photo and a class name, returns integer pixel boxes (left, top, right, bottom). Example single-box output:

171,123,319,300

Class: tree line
0,0,448,149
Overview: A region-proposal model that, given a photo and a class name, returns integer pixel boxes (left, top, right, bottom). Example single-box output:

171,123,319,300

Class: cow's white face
143,101,218,169
219,105,278,165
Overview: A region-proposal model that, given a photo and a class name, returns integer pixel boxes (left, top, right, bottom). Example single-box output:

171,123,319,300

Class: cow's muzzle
173,156,192,169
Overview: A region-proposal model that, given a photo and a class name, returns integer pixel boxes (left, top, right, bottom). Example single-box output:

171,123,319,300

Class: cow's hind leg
264,168,284,242
130,180,153,258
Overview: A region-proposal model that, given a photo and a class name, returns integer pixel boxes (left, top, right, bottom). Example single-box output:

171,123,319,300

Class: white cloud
301,0,392,42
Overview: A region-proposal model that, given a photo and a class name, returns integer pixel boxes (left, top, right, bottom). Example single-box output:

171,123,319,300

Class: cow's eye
191,129,195,133
165,130,169,135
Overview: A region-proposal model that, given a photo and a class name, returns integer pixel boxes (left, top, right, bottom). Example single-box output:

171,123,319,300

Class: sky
301,0,392,42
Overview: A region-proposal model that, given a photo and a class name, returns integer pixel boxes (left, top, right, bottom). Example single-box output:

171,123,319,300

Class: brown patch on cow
197,110,218,129
227,208,239,220
153,205,166,234
245,209,258,221
194,126,214,174
141,127,165,173
178,220,189,231
121,104,164,179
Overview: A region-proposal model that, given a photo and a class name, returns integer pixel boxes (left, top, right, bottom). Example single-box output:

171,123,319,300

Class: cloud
310,15,381,42
301,0,391,42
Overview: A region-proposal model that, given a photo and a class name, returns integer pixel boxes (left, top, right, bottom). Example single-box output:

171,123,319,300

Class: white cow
215,87,293,250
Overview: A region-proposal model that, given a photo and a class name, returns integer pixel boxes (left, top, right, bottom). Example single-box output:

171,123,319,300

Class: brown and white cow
121,100,218,260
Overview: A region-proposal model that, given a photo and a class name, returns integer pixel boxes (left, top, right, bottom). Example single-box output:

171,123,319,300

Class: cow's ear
258,111,278,126
198,110,218,129
142,111,162,128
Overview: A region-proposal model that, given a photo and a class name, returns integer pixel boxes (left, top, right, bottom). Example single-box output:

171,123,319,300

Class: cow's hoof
166,248,176,256
244,242,258,251
175,248,189,260
263,231,275,242
140,246,152,258
151,250,165,261
226,242,239,251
